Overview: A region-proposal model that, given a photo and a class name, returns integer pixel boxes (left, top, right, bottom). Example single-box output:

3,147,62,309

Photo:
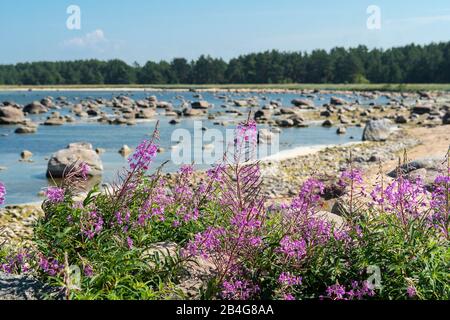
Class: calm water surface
0,90,382,204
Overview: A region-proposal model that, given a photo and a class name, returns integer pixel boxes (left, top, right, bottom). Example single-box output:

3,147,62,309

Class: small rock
20,150,33,160
322,119,333,127
119,145,132,157
336,127,346,134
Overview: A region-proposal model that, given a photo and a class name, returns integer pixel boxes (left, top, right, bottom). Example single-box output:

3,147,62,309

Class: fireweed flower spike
128,139,158,171
44,187,65,203
80,162,91,179
0,182,5,205
407,285,417,298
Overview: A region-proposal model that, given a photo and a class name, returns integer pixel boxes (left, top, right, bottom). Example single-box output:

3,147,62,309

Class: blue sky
1,0,450,64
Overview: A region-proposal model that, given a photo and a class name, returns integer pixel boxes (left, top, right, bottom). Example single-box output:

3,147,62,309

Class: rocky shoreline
0,127,424,246
1,89,450,246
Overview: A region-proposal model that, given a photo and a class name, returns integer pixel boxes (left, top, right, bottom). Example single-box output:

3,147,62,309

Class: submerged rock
15,124,37,134
330,97,348,105
20,150,33,160
23,101,47,114
336,127,346,134
183,108,205,117
119,145,132,157
291,98,314,108
191,101,210,109
0,106,24,124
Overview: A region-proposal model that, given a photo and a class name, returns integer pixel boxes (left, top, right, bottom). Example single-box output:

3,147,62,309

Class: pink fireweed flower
84,264,94,277
289,178,324,216
44,187,65,203
79,162,91,179
236,120,257,143
0,182,5,205
338,168,364,188
407,285,417,298
278,272,302,286
81,211,104,239
207,164,226,184
283,293,295,300
179,164,194,176
326,284,346,300
128,139,158,171
429,174,450,237
38,256,63,276
383,176,429,221
230,207,262,230
221,278,260,300
183,207,200,222
278,236,307,260
0,251,31,274
184,227,225,259
127,236,134,249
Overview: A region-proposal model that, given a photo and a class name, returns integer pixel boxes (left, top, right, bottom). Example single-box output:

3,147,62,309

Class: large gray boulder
191,101,210,109
136,109,156,119
291,99,314,108
47,142,103,178
0,272,62,300
387,157,446,189
143,242,216,299
15,123,38,134
362,119,394,141
0,106,24,124
411,105,433,115
24,101,48,114
183,108,205,117
443,112,450,125
254,109,272,121
330,97,348,105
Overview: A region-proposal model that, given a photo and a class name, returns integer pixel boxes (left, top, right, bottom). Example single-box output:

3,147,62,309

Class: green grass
1,83,450,92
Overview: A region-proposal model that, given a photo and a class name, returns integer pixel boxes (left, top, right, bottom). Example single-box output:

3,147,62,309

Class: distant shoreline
1,83,450,92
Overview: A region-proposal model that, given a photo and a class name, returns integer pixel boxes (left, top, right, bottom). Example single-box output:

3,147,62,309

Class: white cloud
63,29,109,51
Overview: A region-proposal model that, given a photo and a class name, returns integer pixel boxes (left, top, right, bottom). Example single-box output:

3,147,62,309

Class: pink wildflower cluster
221,278,260,300
325,281,375,300
429,175,450,238
184,204,264,300
339,168,364,188
0,181,5,205
236,119,257,144
44,186,65,203
38,255,63,276
278,236,307,260
80,211,104,239
407,285,417,298
371,175,431,224
279,178,335,257
278,272,302,286
79,162,91,179
128,139,158,171
0,251,31,274
83,264,94,277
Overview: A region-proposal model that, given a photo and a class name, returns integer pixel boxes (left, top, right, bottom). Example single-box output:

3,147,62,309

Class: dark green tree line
1,42,450,85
